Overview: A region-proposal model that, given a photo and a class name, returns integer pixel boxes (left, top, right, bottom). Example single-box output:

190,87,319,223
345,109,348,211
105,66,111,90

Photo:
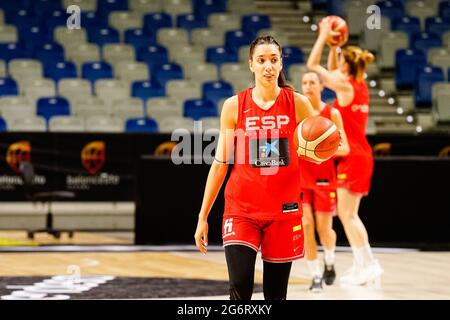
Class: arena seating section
0,0,448,134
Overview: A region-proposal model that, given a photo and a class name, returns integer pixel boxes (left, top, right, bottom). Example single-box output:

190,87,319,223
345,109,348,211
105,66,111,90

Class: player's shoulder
220,95,239,119
222,95,238,109
330,105,342,117
292,91,310,105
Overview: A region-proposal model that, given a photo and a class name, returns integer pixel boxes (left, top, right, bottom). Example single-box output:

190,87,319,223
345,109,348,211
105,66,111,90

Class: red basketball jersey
333,79,371,156
299,103,337,189
224,87,302,220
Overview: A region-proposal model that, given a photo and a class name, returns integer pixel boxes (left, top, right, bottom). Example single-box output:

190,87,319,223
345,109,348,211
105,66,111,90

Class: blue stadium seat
19,25,49,54
34,42,64,65
322,88,337,102
177,14,208,34
132,81,165,102
0,117,6,131
184,98,218,120
225,30,253,53
31,0,62,17
202,80,234,107
242,15,271,37
376,0,405,21
44,9,70,35
4,9,35,31
97,0,128,19
411,32,442,54
44,61,77,82
143,13,173,34
82,62,113,83
206,46,238,68
193,0,227,21
37,96,70,122
391,16,421,40
0,43,29,62
125,117,159,133
311,0,328,10
415,66,445,108
0,0,31,12
152,63,184,87
87,27,120,47
137,45,169,71
439,0,450,20
282,46,304,71
81,11,109,30
425,17,450,37
0,78,18,96
395,49,427,90
125,28,157,51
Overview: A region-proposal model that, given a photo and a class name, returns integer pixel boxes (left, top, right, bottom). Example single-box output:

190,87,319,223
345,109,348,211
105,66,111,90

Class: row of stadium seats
0,1,311,133
0,81,234,119
0,12,272,48
0,114,220,133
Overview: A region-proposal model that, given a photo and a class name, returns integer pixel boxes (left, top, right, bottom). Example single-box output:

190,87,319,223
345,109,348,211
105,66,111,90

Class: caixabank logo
6,141,31,173
66,141,119,190
81,141,106,174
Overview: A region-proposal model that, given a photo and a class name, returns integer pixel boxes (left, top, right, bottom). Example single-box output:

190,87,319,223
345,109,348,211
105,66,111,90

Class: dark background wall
0,132,449,201
1,132,449,249
135,156,450,249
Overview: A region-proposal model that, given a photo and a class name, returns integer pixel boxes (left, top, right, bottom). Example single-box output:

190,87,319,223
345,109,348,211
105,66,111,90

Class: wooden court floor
0,231,449,299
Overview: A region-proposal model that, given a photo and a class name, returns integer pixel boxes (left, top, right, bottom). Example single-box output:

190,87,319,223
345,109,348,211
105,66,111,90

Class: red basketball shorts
222,215,305,263
337,154,373,195
302,188,337,215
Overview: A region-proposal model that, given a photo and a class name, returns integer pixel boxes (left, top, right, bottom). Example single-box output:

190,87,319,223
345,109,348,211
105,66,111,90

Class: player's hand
318,18,332,36
194,219,208,255
319,18,341,41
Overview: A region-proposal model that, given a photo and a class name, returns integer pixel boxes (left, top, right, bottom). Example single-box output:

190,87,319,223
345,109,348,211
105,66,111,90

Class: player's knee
302,215,314,230
317,226,335,240
229,280,253,300
337,209,352,223
264,291,287,300
341,210,359,224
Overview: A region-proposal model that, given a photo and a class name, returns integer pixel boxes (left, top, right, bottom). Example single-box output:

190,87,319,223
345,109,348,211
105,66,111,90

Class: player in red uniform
194,35,317,300
300,71,349,292
306,18,384,286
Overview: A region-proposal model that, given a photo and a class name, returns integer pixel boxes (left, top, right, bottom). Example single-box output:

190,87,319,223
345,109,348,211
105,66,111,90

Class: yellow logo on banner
6,141,31,173
330,192,336,198
293,225,302,232
81,141,106,174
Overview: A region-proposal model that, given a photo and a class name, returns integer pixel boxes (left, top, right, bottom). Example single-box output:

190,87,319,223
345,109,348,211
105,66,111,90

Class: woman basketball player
306,18,384,286
194,35,317,300
300,71,349,292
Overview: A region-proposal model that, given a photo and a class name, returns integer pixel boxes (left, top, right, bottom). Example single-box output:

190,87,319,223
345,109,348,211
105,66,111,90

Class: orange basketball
323,15,348,46
294,116,341,162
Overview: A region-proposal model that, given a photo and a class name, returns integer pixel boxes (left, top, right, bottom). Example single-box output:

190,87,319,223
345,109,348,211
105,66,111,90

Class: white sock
361,244,375,266
306,259,321,278
323,247,336,266
351,246,365,267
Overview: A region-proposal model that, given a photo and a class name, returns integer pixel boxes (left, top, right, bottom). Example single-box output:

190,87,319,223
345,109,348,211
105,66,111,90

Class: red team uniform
223,87,304,263
333,78,373,195
299,104,337,214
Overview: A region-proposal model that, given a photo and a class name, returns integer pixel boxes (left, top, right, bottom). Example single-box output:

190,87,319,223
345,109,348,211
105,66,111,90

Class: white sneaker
363,260,384,286
340,260,384,286
339,262,364,285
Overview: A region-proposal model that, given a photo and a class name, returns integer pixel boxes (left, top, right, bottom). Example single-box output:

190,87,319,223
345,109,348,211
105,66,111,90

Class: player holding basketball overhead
194,35,321,300
307,17,384,286
300,71,349,292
